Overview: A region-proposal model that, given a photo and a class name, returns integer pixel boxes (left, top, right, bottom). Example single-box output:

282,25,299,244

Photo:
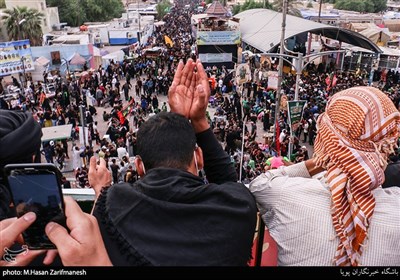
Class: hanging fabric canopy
69,52,86,65
35,56,50,66
100,49,109,56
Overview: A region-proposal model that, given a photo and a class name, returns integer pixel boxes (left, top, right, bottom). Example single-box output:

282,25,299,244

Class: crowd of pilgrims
0,0,399,186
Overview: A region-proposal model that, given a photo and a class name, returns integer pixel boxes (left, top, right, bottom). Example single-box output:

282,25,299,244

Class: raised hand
168,59,197,118
190,60,211,133
88,156,112,199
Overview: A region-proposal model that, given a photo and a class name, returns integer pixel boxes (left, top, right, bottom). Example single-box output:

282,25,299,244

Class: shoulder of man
206,181,257,206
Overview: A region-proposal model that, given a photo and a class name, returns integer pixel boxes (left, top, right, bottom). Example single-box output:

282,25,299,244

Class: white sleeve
249,162,311,216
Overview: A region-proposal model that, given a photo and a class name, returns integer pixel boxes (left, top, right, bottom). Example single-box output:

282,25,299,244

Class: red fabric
248,228,278,266
325,76,330,86
275,121,280,156
117,111,125,125
208,77,216,90
332,75,338,87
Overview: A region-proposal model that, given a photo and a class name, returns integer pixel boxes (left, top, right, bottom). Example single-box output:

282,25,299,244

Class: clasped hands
168,59,211,133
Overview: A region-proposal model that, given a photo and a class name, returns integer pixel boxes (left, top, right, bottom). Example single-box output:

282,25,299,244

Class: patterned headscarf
313,86,400,266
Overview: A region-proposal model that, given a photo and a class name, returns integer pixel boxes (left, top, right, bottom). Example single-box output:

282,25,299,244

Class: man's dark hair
0,110,42,220
137,112,196,170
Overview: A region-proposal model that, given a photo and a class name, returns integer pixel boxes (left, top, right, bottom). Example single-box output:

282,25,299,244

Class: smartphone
4,163,66,250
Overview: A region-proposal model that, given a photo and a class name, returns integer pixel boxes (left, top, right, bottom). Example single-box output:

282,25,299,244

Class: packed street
0,0,399,269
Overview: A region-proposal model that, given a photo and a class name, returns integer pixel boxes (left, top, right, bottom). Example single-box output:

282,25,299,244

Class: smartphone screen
6,165,66,249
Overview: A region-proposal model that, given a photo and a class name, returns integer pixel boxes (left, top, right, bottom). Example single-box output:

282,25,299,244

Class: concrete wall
31,44,93,75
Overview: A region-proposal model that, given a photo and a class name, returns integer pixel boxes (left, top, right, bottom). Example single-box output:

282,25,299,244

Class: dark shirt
93,128,257,266
382,161,400,188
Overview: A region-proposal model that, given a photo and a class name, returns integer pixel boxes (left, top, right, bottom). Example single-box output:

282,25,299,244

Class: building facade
195,1,240,69
5,0,60,34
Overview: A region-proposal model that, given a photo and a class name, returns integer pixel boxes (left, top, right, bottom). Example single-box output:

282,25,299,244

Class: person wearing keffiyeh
250,86,400,266
313,86,400,266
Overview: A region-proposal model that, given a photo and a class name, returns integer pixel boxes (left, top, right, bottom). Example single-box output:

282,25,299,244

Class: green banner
287,100,306,133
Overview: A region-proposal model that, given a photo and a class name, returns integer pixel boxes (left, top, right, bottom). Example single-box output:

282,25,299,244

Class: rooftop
206,1,228,17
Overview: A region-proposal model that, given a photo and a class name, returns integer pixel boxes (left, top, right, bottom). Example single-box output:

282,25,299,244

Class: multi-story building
1,0,60,41
387,1,400,12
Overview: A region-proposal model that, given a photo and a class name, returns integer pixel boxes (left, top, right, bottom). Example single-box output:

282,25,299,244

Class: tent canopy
35,56,50,66
342,44,400,57
100,49,109,56
68,52,86,65
102,50,124,61
383,19,400,32
359,28,391,45
379,46,400,57
349,22,378,32
102,50,125,67
235,9,381,54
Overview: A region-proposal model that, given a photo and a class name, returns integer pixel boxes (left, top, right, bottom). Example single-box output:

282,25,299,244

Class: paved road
59,72,313,183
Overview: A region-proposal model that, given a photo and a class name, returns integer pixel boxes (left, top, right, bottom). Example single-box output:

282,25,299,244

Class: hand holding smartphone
4,163,66,250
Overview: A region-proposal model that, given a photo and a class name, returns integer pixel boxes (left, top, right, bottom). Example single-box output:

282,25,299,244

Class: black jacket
93,128,257,266
383,161,400,188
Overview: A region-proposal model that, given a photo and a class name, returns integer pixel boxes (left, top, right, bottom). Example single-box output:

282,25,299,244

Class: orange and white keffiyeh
313,86,400,266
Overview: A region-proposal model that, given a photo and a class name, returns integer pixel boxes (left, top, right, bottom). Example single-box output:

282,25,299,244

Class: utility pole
126,2,130,27
294,53,302,101
274,0,288,149
262,49,345,157
79,104,87,147
318,0,323,23
20,56,26,95
63,58,70,80
138,0,141,44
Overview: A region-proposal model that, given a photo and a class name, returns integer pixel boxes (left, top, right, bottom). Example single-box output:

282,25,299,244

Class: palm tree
156,0,172,20
271,0,303,17
1,6,44,46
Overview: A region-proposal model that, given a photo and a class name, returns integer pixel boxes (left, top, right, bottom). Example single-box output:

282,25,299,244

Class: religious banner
197,31,241,45
287,100,307,132
198,53,232,63
267,71,278,89
235,63,251,85
0,39,34,76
